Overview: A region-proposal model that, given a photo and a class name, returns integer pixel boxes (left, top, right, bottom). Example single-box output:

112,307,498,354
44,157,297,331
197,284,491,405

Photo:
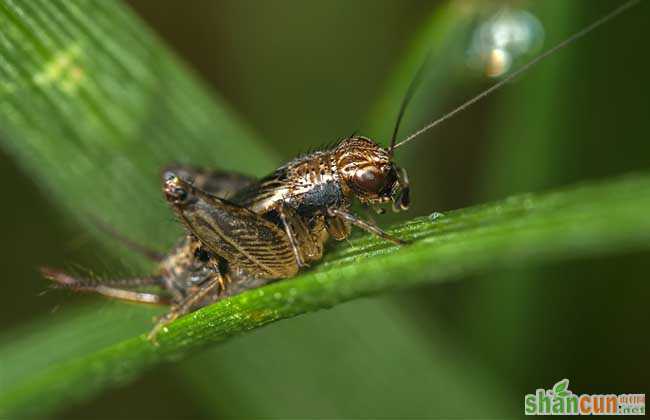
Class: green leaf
181,298,519,418
0,0,278,261
0,0,276,413
553,379,570,397
2,173,650,417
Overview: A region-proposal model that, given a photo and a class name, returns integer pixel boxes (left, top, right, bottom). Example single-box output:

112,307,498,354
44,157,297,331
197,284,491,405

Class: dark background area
1,0,648,418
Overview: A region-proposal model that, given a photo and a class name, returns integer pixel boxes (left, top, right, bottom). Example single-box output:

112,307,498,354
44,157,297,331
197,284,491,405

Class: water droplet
466,7,545,78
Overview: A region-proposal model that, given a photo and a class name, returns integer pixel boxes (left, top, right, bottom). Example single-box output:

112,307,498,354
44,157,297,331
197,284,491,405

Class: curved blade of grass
181,298,519,418
2,173,650,417
0,0,275,413
0,0,277,260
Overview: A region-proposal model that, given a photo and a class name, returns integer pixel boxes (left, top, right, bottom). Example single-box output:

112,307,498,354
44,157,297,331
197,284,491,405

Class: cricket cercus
42,1,638,342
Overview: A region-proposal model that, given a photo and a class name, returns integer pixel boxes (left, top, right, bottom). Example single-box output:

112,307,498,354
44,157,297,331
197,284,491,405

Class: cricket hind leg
41,267,170,305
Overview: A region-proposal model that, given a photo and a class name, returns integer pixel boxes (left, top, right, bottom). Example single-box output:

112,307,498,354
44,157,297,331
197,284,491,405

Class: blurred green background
0,0,648,418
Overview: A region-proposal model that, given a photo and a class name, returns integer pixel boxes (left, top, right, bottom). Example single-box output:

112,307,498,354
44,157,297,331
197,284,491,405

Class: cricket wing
179,189,299,279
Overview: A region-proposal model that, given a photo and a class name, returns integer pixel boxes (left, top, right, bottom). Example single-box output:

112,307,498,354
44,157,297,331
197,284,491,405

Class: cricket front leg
327,208,409,245
41,267,169,304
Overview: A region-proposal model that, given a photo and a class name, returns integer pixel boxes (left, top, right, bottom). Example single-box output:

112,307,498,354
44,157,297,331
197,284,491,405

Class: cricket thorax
285,150,344,213
233,148,344,214
233,136,405,215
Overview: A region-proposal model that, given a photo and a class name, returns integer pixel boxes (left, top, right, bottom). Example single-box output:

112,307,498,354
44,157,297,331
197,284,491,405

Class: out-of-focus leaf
0,0,274,413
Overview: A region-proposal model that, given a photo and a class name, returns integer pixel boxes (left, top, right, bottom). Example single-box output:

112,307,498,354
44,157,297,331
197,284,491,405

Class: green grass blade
181,299,519,418
0,0,277,258
0,0,276,413
2,173,650,417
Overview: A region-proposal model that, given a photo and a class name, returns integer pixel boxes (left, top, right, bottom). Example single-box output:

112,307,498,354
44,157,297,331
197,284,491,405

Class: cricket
42,0,639,342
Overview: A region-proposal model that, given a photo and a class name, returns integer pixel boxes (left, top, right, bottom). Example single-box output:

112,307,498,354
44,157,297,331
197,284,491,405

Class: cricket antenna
388,51,431,156
392,0,639,150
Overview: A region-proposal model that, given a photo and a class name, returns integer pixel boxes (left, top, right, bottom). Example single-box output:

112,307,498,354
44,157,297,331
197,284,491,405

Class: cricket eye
353,167,386,193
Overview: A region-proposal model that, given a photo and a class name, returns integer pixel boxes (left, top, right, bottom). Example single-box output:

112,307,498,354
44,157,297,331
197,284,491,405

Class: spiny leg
147,273,225,342
41,267,169,304
277,204,307,268
327,208,408,245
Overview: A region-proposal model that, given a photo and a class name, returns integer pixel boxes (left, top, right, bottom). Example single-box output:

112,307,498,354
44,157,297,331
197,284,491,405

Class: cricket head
162,171,196,208
335,136,410,212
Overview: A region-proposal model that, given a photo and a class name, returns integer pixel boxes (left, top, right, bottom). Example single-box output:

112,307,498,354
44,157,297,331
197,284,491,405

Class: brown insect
44,136,410,340
42,1,638,341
